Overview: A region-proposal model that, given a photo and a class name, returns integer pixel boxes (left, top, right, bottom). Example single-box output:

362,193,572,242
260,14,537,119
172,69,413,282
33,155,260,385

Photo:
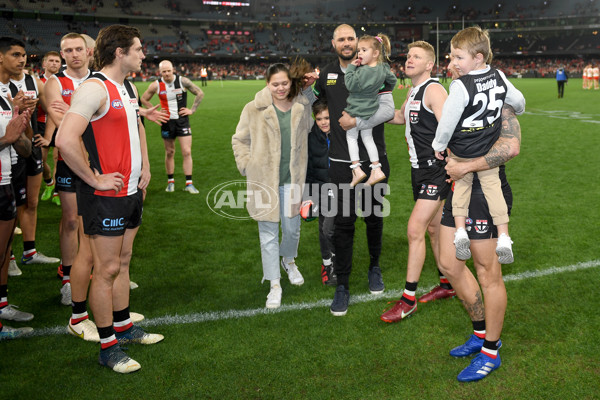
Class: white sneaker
8,259,22,276
0,305,34,322
0,325,33,340
496,233,514,264
60,282,72,306
22,251,60,265
68,318,100,342
129,281,139,290
184,184,199,194
281,258,304,286
130,312,145,323
165,182,174,192
266,284,282,309
454,228,471,260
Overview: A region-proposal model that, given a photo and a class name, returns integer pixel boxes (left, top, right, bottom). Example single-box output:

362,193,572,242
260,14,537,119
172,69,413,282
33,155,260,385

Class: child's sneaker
454,228,471,260
496,233,514,264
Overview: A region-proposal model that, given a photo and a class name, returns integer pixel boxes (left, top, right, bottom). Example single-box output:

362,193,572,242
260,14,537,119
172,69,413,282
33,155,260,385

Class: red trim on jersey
158,81,170,115
87,78,140,197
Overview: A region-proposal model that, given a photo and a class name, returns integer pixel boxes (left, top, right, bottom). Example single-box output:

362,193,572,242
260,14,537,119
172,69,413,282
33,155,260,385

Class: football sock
44,177,54,186
438,269,453,290
270,278,280,288
0,284,7,309
322,258,332,266
401,281,418,306
481,339,501,359
23,241,36,258
71,301,89,324
473,320,486,339
98,325,117,350
113,307,133,334
62,265,72,285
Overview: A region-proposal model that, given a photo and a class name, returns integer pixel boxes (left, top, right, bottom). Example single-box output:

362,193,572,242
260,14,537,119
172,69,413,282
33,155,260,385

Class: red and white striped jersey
50,70,91,160
156,75,187,120
81,72,141,197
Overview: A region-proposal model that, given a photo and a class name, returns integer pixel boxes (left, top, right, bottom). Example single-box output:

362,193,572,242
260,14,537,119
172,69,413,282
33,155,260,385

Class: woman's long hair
266,57,313,101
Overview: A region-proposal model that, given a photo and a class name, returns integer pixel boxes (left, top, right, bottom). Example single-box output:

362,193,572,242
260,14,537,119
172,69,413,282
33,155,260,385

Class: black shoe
368,266,385,294
330,285,349,316
322,264,338,286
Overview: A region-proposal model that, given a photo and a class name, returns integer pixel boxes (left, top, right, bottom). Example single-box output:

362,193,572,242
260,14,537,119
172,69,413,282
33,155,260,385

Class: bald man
141,60,204,194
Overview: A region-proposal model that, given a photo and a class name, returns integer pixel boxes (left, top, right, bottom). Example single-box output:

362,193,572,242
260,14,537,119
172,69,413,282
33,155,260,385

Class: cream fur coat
232,86,312,222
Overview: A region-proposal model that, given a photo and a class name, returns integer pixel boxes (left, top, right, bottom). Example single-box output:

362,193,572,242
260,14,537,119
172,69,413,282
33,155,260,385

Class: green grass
3,78,599,399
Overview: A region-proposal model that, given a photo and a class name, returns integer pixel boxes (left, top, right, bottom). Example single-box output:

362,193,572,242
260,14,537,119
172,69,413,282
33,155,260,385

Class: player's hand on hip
93,169,125,193
178,107,193,117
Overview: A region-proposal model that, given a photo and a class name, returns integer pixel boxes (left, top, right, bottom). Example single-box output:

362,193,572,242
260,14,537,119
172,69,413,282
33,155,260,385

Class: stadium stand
1,0,598,77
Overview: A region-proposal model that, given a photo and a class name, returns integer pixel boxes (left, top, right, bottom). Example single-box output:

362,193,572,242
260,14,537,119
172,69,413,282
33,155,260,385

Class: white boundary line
23,260,600,338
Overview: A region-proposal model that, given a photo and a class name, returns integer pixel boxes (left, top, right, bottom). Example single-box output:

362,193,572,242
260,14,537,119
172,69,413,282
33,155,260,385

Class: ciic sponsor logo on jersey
62,89,74,97
474,219,489,234
159,90,167,96
426,185,438,196
111,99,124,109
0,110,11,118
410,111,419,124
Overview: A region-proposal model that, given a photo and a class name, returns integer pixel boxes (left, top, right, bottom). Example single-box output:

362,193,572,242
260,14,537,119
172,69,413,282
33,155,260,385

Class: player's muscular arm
44,77,67,127
140,81,158,109
445,105,521,181
181,77,204,114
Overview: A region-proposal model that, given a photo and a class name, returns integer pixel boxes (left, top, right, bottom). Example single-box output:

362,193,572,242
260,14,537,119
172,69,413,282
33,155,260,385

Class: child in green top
344,33,397,187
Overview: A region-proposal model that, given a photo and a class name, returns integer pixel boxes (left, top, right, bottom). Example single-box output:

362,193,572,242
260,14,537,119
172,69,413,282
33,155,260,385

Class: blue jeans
258,185,301,282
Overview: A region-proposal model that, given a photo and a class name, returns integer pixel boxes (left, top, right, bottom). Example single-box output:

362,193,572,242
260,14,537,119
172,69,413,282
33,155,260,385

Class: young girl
344,33,397,187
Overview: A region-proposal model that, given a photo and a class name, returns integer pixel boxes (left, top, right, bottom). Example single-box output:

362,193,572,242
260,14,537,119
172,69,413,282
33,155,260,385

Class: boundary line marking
23,259,600,338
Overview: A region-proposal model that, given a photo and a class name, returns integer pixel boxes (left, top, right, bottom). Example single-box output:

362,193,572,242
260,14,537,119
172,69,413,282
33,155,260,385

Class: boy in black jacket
305,100,336,285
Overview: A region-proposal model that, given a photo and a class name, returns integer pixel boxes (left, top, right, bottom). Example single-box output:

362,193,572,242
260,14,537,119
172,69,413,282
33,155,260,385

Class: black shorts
49,128,57,148
411,163,450,202
78,190,143,236
441,174,513,240
26,145,43,176
161,118,191,139
55,160,77,192
11,158,27,207
0,184,17,221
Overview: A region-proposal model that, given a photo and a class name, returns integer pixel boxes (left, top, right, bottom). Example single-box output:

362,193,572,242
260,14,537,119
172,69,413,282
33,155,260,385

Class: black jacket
306,122,329,185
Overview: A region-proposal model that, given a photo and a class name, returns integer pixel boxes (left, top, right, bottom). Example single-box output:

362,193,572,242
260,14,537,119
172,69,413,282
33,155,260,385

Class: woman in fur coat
232,61,316,309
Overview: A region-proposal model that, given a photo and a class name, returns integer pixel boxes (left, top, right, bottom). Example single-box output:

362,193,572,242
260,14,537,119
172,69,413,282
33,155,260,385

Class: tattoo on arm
460,291,485,321
182,77,204,112
483,105,521,169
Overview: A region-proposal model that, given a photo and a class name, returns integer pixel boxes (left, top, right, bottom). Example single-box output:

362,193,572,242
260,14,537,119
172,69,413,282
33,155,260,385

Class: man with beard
312,24,395,316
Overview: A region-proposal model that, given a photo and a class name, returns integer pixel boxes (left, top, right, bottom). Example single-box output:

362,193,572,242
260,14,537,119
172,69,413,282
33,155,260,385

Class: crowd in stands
3,0,599,22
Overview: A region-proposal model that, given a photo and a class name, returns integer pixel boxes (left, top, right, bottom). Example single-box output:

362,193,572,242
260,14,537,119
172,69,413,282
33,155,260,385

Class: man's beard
336,47,357,61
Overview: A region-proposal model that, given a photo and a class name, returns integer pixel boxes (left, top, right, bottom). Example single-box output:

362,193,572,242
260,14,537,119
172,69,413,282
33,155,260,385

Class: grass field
3,77,600,399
